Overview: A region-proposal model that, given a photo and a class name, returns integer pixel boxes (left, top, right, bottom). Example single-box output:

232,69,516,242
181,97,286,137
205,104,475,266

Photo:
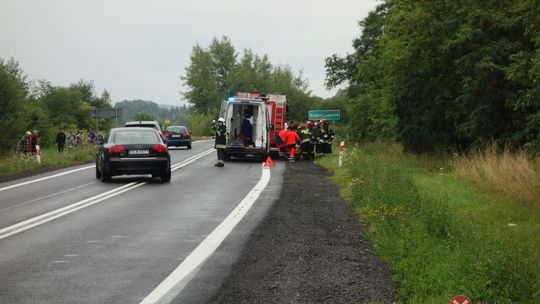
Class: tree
182,37,315,122
0,58,28,154
182,44,221,115
209,36,237,98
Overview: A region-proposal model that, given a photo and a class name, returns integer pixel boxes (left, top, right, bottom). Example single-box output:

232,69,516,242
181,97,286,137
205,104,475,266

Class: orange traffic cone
264,156,275,167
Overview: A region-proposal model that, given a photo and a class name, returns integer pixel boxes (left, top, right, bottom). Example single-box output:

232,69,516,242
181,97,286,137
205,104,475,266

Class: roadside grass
0,146,96,177
452,144,540,208
316,142,540,304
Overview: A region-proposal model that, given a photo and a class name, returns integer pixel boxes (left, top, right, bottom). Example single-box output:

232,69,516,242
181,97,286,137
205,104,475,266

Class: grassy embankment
317,143,540,304
0,146,97,178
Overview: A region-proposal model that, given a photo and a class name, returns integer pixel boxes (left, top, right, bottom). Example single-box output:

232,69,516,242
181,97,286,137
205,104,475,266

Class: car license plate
129,149,149,155
171,135,181,138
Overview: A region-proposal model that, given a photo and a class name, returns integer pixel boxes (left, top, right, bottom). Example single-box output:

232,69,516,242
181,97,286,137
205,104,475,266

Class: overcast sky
0,0,379,106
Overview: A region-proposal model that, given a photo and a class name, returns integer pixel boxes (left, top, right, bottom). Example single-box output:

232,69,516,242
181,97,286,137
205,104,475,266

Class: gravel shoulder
210,161,396,304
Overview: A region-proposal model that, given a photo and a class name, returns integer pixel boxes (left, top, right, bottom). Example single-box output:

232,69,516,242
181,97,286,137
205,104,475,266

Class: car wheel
100,166,111,182
95,165,101,179
187,143,192,149
161,165,171,183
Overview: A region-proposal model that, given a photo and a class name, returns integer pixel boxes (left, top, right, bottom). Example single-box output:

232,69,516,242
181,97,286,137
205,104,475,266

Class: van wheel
187,144,192,149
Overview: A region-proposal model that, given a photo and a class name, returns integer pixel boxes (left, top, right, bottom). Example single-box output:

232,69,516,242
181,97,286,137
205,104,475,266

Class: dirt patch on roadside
210,161,396,304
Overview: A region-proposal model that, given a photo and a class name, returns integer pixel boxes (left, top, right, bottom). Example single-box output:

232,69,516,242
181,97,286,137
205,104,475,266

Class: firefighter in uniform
320,119,335,154
214,117,227,167
314,121,324,154
299,122,314,160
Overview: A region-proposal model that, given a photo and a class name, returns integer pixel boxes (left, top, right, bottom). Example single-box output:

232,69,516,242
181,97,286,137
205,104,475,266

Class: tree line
181,36,341,124
326,0,540,153
0,58,113,154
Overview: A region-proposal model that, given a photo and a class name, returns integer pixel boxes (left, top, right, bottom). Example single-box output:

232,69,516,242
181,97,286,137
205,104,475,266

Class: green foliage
0,57,116,156
182,44,221,115
0,145,97,177
133,112,157,121
326,0,540,153
181,36,324,122
317,143,540,303
0,58,29,154
187,112,214,136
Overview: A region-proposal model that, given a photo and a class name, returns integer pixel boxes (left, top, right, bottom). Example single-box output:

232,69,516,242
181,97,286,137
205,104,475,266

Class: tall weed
452,144,540,207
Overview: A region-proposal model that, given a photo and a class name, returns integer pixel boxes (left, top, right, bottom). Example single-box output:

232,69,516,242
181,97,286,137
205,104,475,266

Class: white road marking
0,182,97,212
140,164,271,304
0,148,214,240
64,254,80,257
0,165,95,192
171,149,214,172
0,182,143,240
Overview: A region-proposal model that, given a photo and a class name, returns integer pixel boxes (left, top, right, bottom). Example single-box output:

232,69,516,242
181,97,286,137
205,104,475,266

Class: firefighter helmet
217,117,225,123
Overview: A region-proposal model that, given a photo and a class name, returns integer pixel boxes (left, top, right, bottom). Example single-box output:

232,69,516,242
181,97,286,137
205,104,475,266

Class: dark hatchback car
165,125,191,149
95,127,171,183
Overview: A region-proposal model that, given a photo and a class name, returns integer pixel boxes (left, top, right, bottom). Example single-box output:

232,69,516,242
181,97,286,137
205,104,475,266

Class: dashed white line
0,165,95,192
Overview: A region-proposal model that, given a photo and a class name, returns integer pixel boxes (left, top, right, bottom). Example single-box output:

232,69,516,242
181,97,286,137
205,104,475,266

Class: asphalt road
0,140,284,304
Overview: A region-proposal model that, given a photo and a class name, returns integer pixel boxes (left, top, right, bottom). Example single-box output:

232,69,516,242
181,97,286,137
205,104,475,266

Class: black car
165,125,192,149
95,127,171,183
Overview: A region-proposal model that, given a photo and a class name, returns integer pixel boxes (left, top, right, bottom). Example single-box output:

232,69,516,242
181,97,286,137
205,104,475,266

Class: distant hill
114,99,188,124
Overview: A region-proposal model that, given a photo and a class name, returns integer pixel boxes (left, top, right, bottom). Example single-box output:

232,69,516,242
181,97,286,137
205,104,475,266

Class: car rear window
113,130,160,144
125,124,159,130
166,126,187,134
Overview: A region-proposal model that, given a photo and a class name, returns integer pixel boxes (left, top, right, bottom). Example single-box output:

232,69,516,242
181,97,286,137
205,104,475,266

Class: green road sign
308,110,340,121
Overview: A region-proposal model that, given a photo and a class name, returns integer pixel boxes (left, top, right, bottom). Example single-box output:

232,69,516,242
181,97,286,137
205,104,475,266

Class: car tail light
182,133,190,139
152,144,168,153
109,145,125,154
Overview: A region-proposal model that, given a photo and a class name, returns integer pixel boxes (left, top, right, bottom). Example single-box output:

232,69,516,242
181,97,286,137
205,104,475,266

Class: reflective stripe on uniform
217,160,224,164
215,144,226,149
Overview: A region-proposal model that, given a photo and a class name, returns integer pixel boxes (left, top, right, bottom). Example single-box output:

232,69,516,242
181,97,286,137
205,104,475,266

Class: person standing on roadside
56,128,66,153
31,130,39,154
20,131,33,156
214,117,227,167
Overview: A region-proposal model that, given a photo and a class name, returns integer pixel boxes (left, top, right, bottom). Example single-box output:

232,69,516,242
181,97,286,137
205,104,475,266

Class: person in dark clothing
56,128,66,153
240,116,253,145
300,121,315,160
321,120,335,154
314,122,324,154
214,117,227,167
